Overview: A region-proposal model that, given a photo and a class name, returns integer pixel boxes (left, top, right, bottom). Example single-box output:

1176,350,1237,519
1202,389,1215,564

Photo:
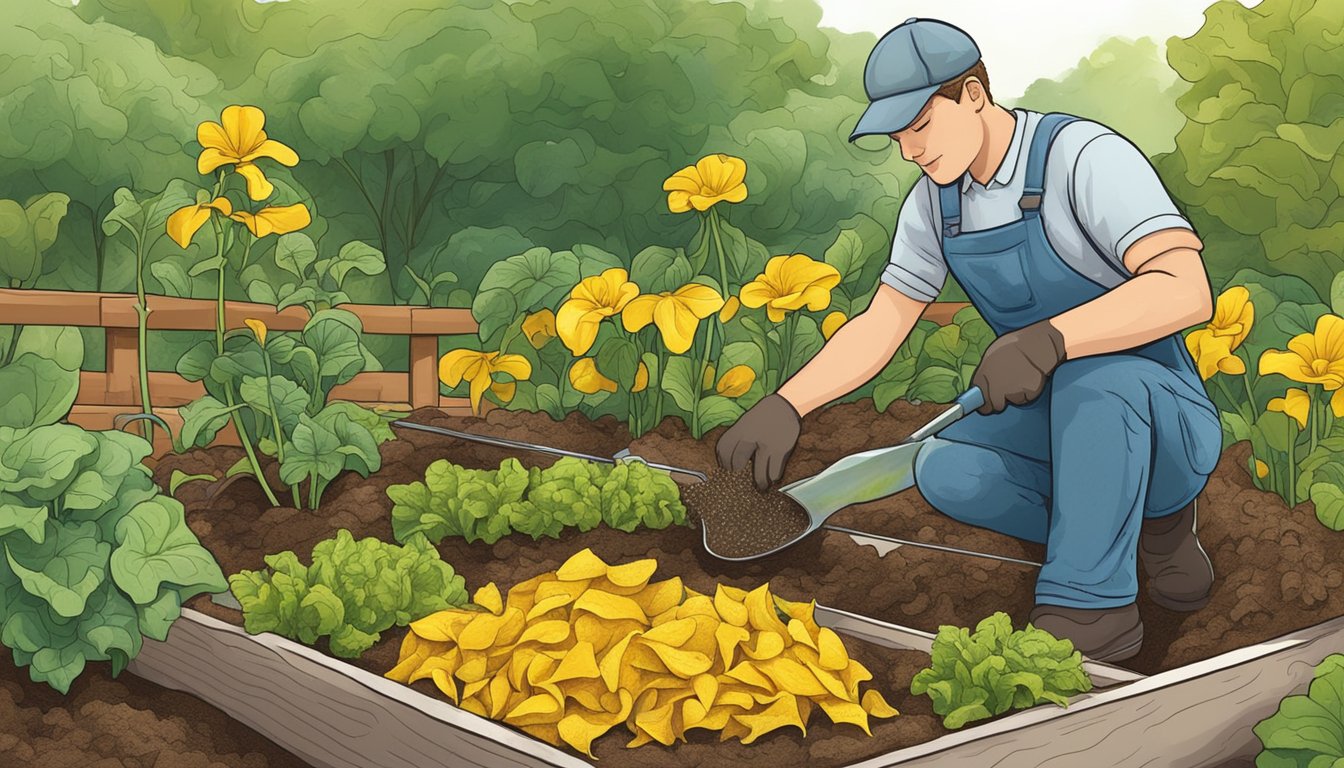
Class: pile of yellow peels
386,548,897,755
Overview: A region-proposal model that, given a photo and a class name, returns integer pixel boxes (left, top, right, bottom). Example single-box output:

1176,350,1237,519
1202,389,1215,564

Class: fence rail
0,288,969,455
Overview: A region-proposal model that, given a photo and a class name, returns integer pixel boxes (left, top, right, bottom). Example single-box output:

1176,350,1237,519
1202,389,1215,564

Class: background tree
1155,0,1344,295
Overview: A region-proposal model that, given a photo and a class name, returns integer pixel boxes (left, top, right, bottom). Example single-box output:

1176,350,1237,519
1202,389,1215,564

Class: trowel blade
778,441,924,523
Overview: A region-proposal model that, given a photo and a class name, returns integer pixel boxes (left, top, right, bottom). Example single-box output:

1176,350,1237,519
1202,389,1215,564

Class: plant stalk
1287,420,1298,508
134,219,155,446
262,352,301,508
226,387,281,507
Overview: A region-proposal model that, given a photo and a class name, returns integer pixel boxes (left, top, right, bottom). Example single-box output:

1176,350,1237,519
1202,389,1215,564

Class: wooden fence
0,288,969,455
0,288,478,455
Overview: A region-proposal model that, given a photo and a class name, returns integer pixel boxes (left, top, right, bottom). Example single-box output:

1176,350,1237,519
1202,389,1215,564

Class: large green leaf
4,521,109,618
239,376,310,437
328,240,387,285
695,395,744,433
175,396,244,451
0,501,48,545
303,313,366,385
0,424,100,500
280,414,345,490
1310,482,1344,531
109,496,227,605
661,356,699,412
630,245,693,294
274,232,318,279
0,353,80,429
595,337,639,390
476,247,579,313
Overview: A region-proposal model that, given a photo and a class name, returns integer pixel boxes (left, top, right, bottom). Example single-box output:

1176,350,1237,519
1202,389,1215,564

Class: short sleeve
1069,133,1194,268
880,178,947,302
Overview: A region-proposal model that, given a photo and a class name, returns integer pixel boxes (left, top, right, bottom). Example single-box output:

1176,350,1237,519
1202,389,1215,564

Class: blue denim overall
912,112,1223,610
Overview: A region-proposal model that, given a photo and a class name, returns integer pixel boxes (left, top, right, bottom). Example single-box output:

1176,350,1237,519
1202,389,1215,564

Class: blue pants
913,355,1223,609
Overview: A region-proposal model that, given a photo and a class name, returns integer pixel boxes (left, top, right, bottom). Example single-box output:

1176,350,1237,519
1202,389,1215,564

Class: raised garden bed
117,399,1344,767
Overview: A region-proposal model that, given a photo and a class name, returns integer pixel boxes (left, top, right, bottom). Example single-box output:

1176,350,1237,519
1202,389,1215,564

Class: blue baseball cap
849,18,982,142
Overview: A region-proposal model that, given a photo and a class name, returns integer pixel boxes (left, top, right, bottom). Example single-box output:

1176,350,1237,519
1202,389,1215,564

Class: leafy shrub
229,529,468,658
0,327,227,693
910,612,1093,729
1253,653,1344,766
387,457,687,545
871,306,993,411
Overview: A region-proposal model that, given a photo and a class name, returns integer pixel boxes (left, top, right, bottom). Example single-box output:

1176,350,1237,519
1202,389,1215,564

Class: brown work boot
1028,603,1143,662
1139,498,1214,611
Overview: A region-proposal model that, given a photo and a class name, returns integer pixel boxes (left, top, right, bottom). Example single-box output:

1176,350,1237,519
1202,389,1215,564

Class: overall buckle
1018,193,1043,211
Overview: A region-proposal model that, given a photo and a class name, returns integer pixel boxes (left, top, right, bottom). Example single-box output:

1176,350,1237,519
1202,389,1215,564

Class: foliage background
3,0,1339,373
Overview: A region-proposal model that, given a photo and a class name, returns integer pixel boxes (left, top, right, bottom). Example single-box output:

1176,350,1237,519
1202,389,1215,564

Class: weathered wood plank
853,614,1344,767
128,609,590,768
409,335,440,409
0,288,104,324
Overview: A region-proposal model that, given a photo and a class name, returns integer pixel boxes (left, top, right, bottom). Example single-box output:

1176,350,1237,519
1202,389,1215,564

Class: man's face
889,83,984,186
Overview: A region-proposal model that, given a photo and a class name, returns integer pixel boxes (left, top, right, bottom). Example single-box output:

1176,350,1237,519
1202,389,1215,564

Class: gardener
716,18,1222,662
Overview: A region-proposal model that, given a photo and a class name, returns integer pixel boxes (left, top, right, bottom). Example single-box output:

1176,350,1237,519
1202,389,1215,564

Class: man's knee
915,438,996,509
1050,356,1163,412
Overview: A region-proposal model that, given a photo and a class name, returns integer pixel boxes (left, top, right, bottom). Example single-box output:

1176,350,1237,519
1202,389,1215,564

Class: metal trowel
702,386,986,562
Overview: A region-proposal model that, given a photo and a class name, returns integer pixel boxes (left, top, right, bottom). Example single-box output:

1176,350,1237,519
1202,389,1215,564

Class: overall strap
1020,112,1079,215
938,181,961,241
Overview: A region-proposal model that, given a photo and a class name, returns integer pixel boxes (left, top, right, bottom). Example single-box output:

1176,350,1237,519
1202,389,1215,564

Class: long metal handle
905,386,983,443
390,420,616,465
823,524,1042,567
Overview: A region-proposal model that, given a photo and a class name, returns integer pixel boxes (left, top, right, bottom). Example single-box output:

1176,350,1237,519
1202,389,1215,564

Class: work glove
971,319,1067,415
716,394,802,490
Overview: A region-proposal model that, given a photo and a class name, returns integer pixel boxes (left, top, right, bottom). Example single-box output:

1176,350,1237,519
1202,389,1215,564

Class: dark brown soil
0,651,307,767
683,467,813,558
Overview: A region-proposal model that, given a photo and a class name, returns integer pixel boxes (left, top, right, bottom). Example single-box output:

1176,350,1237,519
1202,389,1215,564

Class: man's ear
962,77,986,112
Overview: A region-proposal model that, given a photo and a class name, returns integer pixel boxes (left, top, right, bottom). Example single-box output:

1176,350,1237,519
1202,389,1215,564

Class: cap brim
848,84,940,142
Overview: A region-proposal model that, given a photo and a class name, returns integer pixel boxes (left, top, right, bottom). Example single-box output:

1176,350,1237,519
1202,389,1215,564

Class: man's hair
935,60,992,104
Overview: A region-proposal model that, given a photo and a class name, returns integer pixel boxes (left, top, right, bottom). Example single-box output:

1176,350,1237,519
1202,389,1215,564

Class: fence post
408,335,438,409
104,328,139,406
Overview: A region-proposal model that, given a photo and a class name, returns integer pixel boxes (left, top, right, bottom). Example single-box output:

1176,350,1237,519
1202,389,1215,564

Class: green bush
229,529,469,658
1253,653,1344,766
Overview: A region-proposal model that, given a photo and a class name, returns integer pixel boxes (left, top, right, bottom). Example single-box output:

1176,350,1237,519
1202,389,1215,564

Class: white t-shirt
881,109,1195,303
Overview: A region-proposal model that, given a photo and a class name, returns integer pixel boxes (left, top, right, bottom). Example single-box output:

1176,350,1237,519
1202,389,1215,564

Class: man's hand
716,394,802,490
971,319,1067,415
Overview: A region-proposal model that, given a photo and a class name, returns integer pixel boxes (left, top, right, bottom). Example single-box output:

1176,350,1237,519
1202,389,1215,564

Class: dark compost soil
0,652,307,768
683,467,814,558
91,398,1338,767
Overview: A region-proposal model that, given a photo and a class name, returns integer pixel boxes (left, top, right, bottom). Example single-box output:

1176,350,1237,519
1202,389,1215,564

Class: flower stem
692,321,714,439
226,386,281,507
709,207,731,296
134,222,155,446
1287,420,1298,508
263,352,300,509
1309,384,1321,456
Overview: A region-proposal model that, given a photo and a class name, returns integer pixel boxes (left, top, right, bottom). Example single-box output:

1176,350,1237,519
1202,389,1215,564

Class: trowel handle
906,386,984,443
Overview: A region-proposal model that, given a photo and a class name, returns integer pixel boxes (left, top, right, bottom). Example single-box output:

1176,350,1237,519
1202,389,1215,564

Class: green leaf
471,287,518,348
477,247,579,314
188,255,227,278
168,470,217,496
1310,483,1344,531
5,521,109,618
280,414,345,490
0,199,38,286
595,337,639,390
630,245,693,294
0,353,81,429
329,240,387,285
274,232,318,278
110,496,227,605
661,356,699,412
785,315,824,375
0,424,100,500
239,376,310,437
823,229,865,286
535,383,565,421
175,396,243,451
149,260,193,297
910,366,962,403
303,313,366,385
25,192,71,254
100,187,144,239
695,395,744,433
0,501,48,544
135,588,181,642
571,244,624,279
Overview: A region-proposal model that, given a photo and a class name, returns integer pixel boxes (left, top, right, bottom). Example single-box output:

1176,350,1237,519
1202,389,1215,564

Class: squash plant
0,326,227,693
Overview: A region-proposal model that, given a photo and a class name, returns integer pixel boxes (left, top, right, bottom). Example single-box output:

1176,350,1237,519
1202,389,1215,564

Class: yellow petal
546,641,600,683
573,590,648,623
196,146,234,175
604,558,658,588
556,548,609,581
621,294,660,333
817,697,871,734
671,283,726,319
632,361,649,392
1255,459,1269,479
1267,388,1310,429
244,318,268,347
489,379,516,404
733,693,805,744
862,688,899,718
439,349,487,388
569,358,617,395
241,137,300,167
197,117,234,159
231,203,311,238
166,204,213,249
714,586,749,627
234,162,275,201
667,190,694,213
719,295,740,323
702,363,716,392
556,304,603,356
822,311,847,340
716,365,756,397
744,584,789,636
653,295,703,355
523,309,557,348
816,627,849,670
1333,387,1344,417
662,165,703,193
738,280,774,310
473,583,504,615
220,105,267,160
488,352,532,381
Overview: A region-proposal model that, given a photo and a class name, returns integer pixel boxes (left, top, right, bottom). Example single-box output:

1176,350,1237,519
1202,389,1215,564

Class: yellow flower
740,254,841,323
229,204,312,239
244,318,267,348
1258,314,1344,389
569,358,617,395
556,268,640,356
702,363,716,392
1210,286,1254,350
1254,459,1269,479
166,197,233,249
439,349,532,417
1334,388,1344,418
197,105,300,201
716,365,755,397
1267,388,1311,429
632,361,649,393
662,154,748,213
719,296,740,323
522,309,557,349
622,283,725,355
822,310,847,340
1185,330,1246,381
